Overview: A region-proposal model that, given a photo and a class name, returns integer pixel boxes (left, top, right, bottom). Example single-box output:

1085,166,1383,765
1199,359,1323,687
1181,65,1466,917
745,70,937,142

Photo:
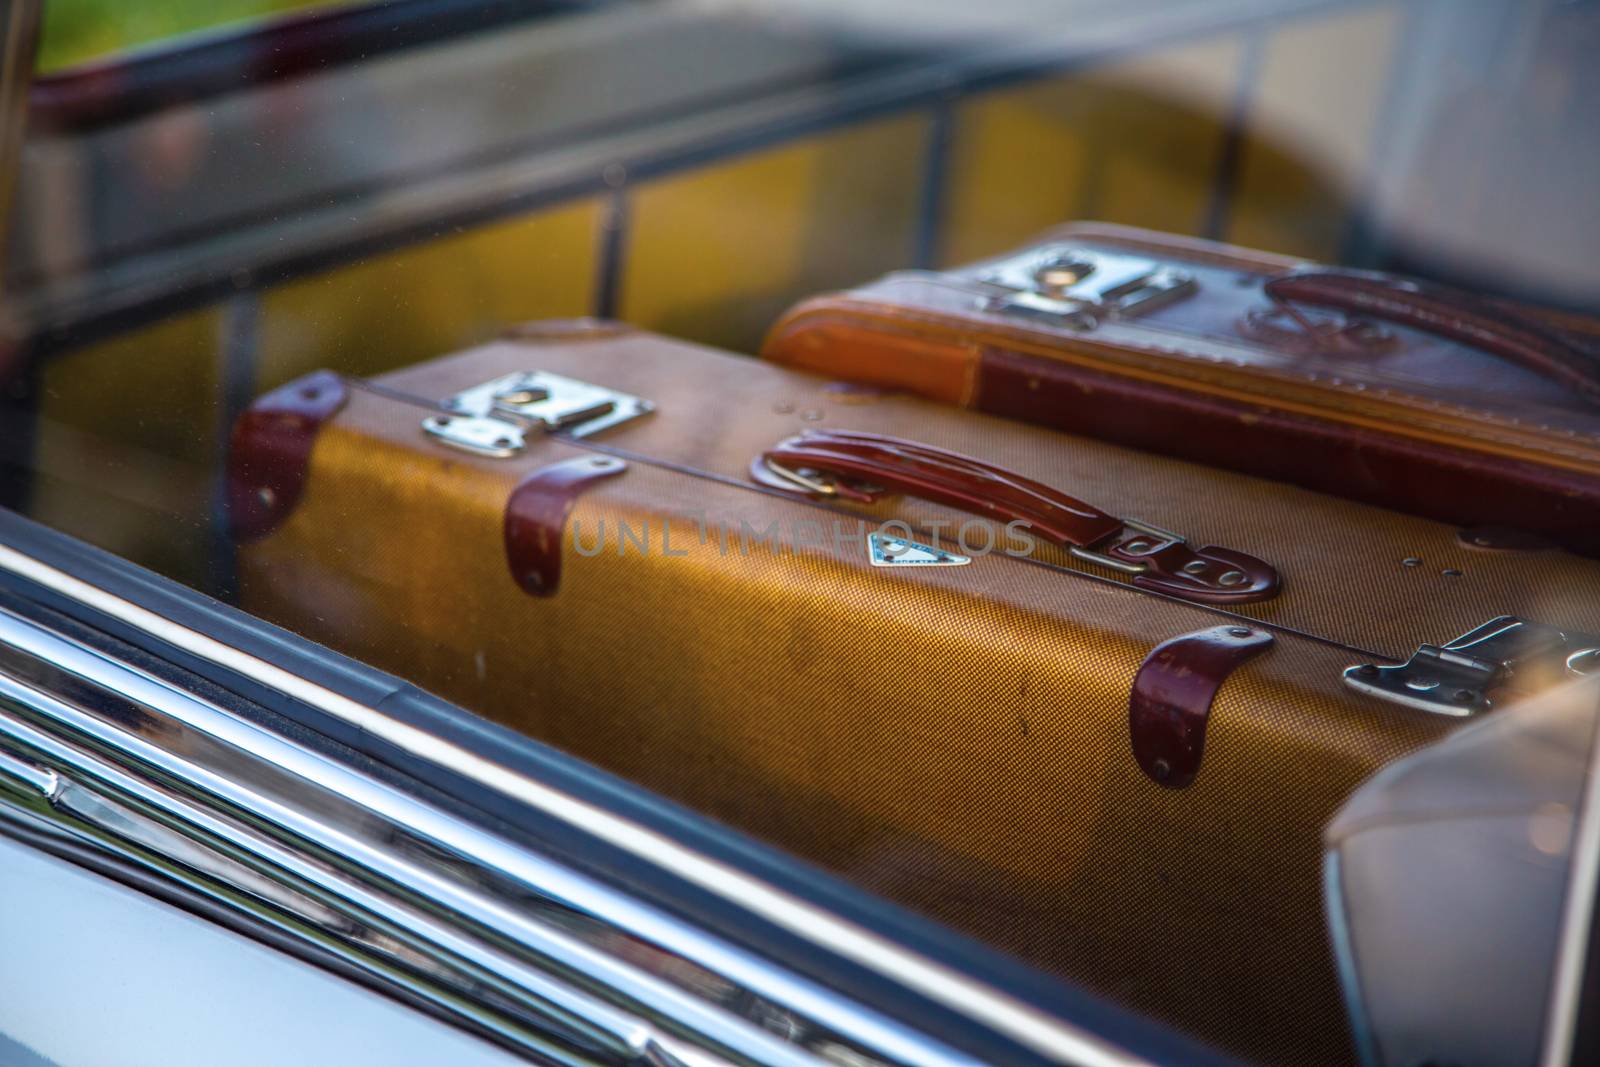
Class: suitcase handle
757,428,1280,604
1263,269,1600,402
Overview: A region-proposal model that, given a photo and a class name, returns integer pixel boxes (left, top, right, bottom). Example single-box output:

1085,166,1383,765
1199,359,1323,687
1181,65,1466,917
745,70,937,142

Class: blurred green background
37,0,347,72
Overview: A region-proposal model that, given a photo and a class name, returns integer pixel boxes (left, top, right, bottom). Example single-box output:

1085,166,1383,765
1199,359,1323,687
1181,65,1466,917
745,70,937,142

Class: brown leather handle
1264,269,1600,402
755,429,1280,604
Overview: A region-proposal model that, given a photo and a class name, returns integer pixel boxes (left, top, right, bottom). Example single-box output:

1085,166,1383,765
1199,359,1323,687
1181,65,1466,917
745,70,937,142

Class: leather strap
1264,269,1600,402
756,429,1280,604
504,455,628,597
1128,624,1274,788
228,370,349,543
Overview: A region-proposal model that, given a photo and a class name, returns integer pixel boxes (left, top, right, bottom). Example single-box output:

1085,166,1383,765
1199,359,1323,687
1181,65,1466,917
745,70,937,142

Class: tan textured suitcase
227,320,1600,1067
761,223,1600,554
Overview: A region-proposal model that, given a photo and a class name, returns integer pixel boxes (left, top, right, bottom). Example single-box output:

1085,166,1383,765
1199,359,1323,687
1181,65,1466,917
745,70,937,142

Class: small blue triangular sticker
867,532,972,567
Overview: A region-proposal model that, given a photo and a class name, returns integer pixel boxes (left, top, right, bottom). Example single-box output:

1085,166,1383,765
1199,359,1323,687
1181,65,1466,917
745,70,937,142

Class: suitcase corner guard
751,428,1281,605
227,370,350,542
505,455,628,597
1128,624,1275,788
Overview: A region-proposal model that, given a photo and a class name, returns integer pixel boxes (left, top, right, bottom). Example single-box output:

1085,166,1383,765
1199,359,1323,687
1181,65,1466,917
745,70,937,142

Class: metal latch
422,371,653,457
1344,617,1600,716
974,245,1197,327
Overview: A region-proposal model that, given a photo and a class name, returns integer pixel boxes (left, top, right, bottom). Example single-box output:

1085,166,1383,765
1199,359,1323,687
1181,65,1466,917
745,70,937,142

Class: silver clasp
975,245,1197,326
1344,616,1600,716
422,371,653,457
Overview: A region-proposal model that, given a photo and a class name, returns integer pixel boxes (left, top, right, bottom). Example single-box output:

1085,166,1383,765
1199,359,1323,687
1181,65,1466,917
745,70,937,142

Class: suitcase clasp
423,371,654,457
1344,616,1600,716
975,245,1197,326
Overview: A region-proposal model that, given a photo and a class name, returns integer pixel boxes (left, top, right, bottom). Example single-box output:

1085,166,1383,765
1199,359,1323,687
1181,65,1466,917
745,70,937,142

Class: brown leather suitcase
761,223,1600,554
227,320,1600,1067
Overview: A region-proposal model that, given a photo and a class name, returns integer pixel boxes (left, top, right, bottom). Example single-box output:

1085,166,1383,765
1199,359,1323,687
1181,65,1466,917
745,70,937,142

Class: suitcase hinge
974,245,1197,328
1344,616,1600,716
422,371,653,457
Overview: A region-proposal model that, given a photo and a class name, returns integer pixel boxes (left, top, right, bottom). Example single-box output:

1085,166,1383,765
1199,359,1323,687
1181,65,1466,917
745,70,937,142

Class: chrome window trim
0,541,1153,1067
1540,687,1600,1066
0,602,935,1067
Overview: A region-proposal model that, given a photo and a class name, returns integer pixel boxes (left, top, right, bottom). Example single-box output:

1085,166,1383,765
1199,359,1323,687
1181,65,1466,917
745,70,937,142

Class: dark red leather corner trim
504,455,627,597
226,371,348,543
1129,625,1274,789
